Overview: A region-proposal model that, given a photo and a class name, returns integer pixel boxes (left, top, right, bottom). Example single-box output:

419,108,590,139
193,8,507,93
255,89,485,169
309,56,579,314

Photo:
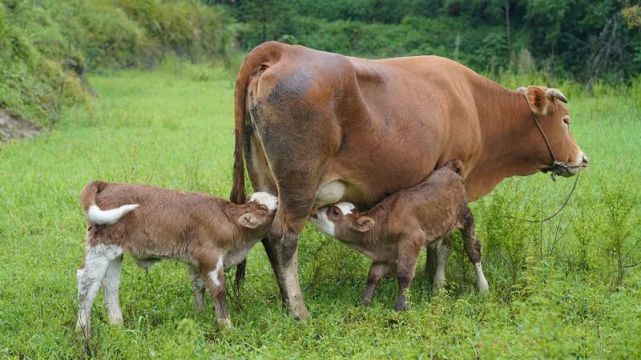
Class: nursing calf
76,181,277,338
310,161,488,311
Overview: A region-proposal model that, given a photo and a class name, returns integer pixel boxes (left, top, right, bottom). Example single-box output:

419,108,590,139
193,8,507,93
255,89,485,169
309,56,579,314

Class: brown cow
230,41,588,319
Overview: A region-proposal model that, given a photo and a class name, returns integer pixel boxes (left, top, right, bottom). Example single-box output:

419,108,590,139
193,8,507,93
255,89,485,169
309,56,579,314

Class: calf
310,161,489,311
76,181,277,338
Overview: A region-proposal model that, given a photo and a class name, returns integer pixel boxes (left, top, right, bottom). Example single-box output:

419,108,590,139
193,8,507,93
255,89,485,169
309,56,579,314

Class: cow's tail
230,41,284,296
445,159,465,176
81,181,138,225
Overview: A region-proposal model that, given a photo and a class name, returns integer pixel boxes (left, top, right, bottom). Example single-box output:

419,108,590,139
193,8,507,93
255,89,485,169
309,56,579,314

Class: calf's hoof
75,321,91,339
478,281,490,294
218,317,233,329
393,300,408,312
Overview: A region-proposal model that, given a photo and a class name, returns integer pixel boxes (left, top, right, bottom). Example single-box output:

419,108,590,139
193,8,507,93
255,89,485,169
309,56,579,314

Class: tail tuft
87,204,139,225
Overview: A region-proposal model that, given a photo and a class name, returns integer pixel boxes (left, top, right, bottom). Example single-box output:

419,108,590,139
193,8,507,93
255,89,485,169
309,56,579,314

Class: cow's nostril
582,155,589,165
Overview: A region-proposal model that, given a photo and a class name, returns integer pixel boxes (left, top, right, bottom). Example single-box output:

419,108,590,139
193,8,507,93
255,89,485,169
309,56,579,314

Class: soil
0,108,41,142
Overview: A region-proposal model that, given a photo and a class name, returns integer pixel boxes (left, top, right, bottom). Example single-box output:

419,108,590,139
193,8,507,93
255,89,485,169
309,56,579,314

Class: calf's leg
460,206,489,293
432,235,452,292
394,242,421,311
200,256,231,327
189,267,206,311
76,244,123,338
102,254,124,325
362,262,390,306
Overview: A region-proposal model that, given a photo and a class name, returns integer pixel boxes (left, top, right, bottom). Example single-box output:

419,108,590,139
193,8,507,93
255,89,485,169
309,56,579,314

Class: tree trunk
505,1,512,66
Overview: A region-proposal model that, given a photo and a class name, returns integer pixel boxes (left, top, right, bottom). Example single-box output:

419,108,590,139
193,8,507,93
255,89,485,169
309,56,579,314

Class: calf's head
518,86,588,177
310,202,375,242
235,192,278,233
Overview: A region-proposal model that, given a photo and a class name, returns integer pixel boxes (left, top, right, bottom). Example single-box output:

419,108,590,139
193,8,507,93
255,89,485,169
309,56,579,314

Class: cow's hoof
289,304,310,321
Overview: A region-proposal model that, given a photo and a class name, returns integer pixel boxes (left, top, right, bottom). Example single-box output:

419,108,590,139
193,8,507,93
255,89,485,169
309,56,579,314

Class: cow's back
242,42,483,209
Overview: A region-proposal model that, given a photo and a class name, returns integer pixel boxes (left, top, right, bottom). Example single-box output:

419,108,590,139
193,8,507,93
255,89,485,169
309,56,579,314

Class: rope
504,170,580,224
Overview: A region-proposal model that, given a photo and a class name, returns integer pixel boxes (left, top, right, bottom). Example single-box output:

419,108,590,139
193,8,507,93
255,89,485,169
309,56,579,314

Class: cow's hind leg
264,189,316,320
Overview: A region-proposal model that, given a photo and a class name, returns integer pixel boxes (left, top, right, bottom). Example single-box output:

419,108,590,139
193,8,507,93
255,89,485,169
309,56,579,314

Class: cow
229,41,588,319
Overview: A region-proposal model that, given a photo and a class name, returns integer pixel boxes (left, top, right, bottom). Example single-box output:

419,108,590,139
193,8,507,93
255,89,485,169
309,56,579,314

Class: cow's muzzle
542,153,588,179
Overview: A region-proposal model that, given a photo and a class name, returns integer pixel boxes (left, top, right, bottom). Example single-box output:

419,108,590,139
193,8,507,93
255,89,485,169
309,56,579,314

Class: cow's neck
467,81,541,201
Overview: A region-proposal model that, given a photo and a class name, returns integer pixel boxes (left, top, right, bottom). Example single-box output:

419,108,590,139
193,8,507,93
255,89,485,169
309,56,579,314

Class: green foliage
225,0,641,82
1,67,640,357
0,0,233,126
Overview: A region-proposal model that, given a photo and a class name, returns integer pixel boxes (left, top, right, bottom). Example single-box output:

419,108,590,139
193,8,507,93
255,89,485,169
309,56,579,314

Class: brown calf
310,161,489,311
76,181,277,338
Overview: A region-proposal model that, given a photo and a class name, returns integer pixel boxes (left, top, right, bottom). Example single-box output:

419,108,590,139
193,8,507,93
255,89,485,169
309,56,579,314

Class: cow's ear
238,212,263,229
520,86,551,116
351,216,375,232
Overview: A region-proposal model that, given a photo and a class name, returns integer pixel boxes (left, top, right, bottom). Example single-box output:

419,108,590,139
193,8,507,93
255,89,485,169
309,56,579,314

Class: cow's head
517,86,588,177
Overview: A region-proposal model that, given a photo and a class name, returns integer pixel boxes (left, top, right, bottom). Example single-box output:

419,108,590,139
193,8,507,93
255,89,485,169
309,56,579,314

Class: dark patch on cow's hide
266,67,314,108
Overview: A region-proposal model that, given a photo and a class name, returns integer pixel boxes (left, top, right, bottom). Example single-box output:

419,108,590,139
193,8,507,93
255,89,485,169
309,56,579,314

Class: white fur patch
335,202,355,215
248,192,278,212
309,207,335,237
474,262,489,293
209,256,225,287
88,204,139,225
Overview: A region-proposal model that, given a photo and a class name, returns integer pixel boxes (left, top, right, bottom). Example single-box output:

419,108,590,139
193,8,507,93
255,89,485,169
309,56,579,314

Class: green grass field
1,65,640,358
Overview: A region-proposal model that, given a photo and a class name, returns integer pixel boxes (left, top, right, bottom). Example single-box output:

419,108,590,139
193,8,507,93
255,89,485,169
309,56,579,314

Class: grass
1,65,640,358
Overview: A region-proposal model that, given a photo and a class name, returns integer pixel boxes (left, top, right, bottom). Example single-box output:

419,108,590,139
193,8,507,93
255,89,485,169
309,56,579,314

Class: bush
0,0,234,126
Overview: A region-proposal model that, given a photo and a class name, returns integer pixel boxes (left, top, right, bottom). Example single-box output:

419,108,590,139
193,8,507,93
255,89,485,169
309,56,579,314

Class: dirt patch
0,109,41,142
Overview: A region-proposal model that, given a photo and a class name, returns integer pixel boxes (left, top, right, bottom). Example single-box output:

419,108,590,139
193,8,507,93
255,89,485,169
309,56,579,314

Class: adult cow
230,41,588,319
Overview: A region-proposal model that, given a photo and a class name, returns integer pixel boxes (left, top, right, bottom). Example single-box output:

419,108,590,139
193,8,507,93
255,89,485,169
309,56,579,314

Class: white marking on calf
208,256,225,287
433,239,450,290
335,202,356,215
88,204,139,225
248,192,278,211
474,262,489,293
76,245,124,336
309,208,335,236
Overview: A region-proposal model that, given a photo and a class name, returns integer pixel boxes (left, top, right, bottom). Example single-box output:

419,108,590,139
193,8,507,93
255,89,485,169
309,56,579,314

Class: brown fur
78,181,275,331
230,41,587,317
316,161,481,310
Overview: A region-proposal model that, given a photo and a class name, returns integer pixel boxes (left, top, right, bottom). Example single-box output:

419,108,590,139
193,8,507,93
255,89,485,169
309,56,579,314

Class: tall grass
0,66,640,358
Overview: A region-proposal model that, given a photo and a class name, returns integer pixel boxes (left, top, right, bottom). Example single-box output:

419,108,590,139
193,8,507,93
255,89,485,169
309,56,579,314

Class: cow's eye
329,206,341,218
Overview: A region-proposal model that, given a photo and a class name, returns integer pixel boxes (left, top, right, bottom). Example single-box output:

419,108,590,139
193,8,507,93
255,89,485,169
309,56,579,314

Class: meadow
1,64,640,358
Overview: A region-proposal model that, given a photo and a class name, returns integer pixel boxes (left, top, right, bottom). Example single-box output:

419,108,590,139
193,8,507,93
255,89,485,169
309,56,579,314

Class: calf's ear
238,213,263,229
351,216,375,232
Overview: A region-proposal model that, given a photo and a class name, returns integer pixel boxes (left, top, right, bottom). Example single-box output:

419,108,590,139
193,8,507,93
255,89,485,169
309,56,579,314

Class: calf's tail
81,181,138,225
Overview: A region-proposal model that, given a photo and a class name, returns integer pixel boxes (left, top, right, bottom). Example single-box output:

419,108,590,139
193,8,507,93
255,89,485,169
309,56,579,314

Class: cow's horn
516,86,528,94
545,88,567,103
